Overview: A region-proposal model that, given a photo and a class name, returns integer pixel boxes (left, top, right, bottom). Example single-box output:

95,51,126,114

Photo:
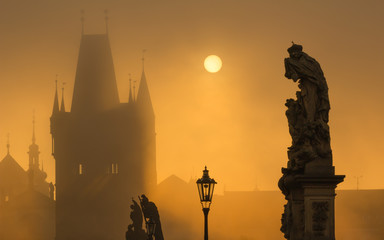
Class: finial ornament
129,74,132,90
62,82,66,95
128,73,133,103
32,109,36,144
104,9,109,34
81,9,85,35
142,49,147,70
6,133,10,154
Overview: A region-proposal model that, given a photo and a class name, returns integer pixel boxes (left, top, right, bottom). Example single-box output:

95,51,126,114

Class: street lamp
196,166,217,240
145,218,156,240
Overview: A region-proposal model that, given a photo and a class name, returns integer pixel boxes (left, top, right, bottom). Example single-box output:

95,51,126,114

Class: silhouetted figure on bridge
126,199,146,240
139,194,164,240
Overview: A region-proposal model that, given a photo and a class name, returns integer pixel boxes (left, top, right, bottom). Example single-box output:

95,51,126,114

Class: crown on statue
287,42,303,54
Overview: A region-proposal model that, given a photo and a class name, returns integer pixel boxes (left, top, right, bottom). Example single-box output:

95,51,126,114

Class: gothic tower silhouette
50,33,156,240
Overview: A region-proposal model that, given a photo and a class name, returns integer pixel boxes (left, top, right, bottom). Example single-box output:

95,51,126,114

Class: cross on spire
142,49,147,71
55,74,58,90
128,73,133,103
32,109,36,144
81,9,85,35
6,133,10,155
104,9,109,35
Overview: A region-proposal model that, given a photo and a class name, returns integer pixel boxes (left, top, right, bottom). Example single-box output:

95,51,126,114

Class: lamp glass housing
196,166,217,209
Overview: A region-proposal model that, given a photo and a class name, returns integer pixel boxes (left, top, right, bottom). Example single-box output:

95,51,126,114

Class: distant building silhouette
0,125,50,204
50,33,156,240
0,124,54,240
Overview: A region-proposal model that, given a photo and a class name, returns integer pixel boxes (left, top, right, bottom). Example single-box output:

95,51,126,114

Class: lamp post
196,166,217,240
145,218,156,240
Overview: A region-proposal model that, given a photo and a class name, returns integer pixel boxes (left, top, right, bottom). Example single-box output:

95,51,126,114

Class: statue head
288,43,303,58
141,194,149,204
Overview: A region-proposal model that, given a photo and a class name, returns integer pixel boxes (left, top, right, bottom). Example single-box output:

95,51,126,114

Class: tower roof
136,70,154,117
71,34,119,114
52,76,59,115
0,153,27,187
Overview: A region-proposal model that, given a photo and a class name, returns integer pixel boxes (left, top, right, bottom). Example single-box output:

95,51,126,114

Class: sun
204,55,222,73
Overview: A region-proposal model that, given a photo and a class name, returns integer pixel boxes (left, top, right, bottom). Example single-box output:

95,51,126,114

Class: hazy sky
0,0,383,191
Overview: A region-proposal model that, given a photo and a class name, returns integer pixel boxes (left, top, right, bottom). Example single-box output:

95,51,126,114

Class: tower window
5,195,9,202
111,163,118,175
79,164,83,175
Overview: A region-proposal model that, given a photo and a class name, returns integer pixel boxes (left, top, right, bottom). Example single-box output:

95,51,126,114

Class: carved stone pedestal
296,175,345,240
281,174,344,240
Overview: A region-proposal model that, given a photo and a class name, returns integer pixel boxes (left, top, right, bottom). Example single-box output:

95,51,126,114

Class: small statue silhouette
126,198,146,240
139,194,164,240
131,199,143,231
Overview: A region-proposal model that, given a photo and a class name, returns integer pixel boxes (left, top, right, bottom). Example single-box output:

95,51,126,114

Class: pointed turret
71,34,119,114
29,114,40,170
136,62,154,117
52,76,59,115
60,85,66,112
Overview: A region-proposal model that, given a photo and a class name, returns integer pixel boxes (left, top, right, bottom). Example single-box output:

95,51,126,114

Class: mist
0,0,383,239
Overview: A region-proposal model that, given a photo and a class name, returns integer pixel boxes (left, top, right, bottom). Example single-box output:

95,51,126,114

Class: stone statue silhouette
139,194,164,240
282,43,332,171
279,43,343,240
284,43,330,123
126,198,146,240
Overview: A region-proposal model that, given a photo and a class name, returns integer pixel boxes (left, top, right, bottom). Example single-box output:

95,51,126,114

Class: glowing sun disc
204,55,222,73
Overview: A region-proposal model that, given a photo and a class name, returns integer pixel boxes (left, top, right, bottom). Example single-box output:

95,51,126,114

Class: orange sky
0,0,383,191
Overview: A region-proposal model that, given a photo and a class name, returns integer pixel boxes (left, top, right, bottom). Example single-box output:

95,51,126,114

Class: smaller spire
32,110,36,144
60,82,66,112
81,9,85,35
133,80,137,101
6,133,10,155
104,9,109,35
52,75,59,114
142,49,147,72
128,74,133,103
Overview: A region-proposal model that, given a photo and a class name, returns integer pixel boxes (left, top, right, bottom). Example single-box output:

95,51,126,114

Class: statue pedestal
295,175,344,240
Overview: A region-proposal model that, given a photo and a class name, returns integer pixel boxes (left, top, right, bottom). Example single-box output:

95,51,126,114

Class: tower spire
128,74,133,103
142,49,146,72
71,33,119,113
133,80,136,101
104,9,109,35
52,75,60,115
6,133,10,155
32,110,36,144
60,82,66,112
136,53,154,117
81,9,85,35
